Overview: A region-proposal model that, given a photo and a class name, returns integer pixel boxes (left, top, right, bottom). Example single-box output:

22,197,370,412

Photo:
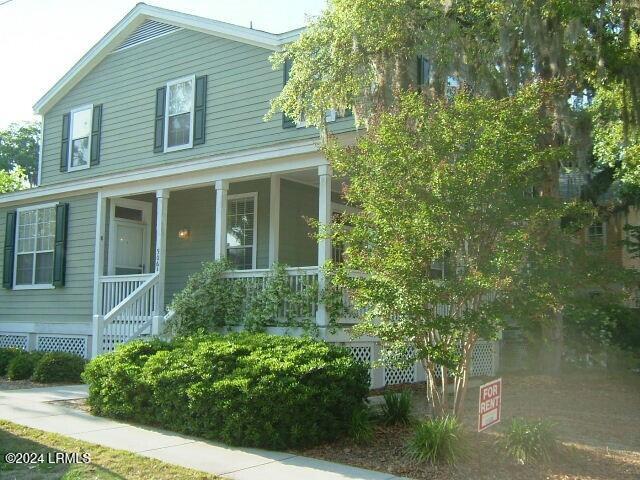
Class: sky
0,0,327,128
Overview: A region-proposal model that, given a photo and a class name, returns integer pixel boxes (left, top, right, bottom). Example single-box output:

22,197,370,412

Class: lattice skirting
0,334,28,350
36,335,88,358
339,340,499,388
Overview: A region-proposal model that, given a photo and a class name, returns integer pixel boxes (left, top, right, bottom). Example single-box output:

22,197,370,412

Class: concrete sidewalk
0,385,405,480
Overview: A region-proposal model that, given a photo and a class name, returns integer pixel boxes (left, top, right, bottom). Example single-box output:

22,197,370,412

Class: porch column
152,189,170,334
91,192,107,358
316,164,332,330
214,180,229,260
268,174,280,266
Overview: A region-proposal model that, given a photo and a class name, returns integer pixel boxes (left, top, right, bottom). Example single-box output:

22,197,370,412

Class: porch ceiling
281,170,346,193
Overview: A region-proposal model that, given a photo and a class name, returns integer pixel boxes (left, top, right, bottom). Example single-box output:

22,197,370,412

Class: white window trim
227,192,258,270
67,104,93,172
586,220,607,248
164,74,196,153
13,202,59,290
296,109,337,129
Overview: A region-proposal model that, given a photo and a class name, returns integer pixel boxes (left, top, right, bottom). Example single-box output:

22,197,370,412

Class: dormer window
69,105,93,171
164,75,195,152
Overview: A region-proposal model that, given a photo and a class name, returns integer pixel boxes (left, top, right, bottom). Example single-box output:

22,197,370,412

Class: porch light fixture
177,228,191,240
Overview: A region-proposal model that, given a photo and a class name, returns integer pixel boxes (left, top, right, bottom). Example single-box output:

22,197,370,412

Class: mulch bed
302,371,640,480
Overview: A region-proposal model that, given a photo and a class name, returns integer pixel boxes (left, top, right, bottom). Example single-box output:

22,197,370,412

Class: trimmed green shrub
348,405,375,445
84,333,370,449
32,352,86,383
82,338,173,419
380,391,412,425
7,352,44,380
499,418,557,464
407,416,467,465
0,348,23,376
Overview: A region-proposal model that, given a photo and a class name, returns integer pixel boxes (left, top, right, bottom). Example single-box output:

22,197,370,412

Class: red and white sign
478,378,502,432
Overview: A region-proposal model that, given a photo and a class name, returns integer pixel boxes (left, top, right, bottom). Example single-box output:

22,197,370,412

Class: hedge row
83,333,370,449
0,348,85,383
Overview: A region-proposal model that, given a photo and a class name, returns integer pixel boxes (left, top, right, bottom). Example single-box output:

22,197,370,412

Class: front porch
91,165,342,355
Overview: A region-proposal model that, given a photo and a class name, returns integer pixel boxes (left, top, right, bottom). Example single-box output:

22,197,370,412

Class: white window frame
227,192,258,270
586,221,607,249
296,109,337,129
164,75,196,153
68,104,93,172
13,202,59,290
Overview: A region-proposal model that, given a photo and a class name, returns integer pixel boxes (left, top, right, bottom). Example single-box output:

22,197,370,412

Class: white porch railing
97,273,159,353
222,266,319,319
100,274,154,315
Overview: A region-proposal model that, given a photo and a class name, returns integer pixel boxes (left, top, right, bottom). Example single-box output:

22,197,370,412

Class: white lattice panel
346,345,372,364
384,363,416,385
0,334,28,350
471,341,497,376
383,347,417,385
36,335,88,358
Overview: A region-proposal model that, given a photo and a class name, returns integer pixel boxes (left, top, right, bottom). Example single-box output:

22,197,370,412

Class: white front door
114,222,146,275
108,198,152,276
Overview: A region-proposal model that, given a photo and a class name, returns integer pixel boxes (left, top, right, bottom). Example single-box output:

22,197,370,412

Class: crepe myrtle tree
324,84,606,418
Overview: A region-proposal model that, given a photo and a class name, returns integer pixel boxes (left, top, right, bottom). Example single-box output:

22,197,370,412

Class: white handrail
103,272,159,324
223,266,319,279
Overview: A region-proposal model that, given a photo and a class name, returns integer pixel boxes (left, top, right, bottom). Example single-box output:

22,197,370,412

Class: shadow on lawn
0,427,123,480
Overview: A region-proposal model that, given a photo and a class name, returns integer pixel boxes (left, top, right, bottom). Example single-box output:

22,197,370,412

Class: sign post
478,378,502,432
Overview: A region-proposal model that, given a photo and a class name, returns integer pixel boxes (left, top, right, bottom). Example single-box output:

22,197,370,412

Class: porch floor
0,385,400,480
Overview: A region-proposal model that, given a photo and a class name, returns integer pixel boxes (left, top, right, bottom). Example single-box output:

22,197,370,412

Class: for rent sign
478,378,502,432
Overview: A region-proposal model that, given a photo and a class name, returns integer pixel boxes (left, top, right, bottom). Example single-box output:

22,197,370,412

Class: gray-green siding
0,194,97,324
41,28,354,187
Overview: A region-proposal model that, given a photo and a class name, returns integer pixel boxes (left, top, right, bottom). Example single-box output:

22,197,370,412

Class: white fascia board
33,3,303,115
0,139,323,207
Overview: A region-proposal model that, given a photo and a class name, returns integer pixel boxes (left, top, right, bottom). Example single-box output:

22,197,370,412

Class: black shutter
60,113,70,172
153,87,166,153
2,211,16,289
52,203,69,287
417,55,430,88
282,59,296,129
90,104,102,166
193,75,207,146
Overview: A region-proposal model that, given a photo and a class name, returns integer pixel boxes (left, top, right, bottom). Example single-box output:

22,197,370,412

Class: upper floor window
165,75,195,152
14,204,56,288
69,105,93,171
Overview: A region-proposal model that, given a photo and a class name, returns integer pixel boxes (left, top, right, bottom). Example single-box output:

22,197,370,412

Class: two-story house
0,4,499,387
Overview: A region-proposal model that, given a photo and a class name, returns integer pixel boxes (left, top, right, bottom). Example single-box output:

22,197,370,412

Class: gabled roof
33,3,303,114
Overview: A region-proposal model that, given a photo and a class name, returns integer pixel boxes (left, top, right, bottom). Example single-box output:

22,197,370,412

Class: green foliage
499,418,557,464
380,391,412,425
83,334,370,449
325,85,616,416
168,260,244,333
348,405,375,445
564,301,640,366
407,416,468,465
168,262,337,335
0,348,23,376
0,122,40,185
82,339,172,419
32,352,86,383
7,352,44,381
0,166,29,194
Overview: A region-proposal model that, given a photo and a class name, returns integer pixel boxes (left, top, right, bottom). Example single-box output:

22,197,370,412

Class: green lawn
0,420,219,479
